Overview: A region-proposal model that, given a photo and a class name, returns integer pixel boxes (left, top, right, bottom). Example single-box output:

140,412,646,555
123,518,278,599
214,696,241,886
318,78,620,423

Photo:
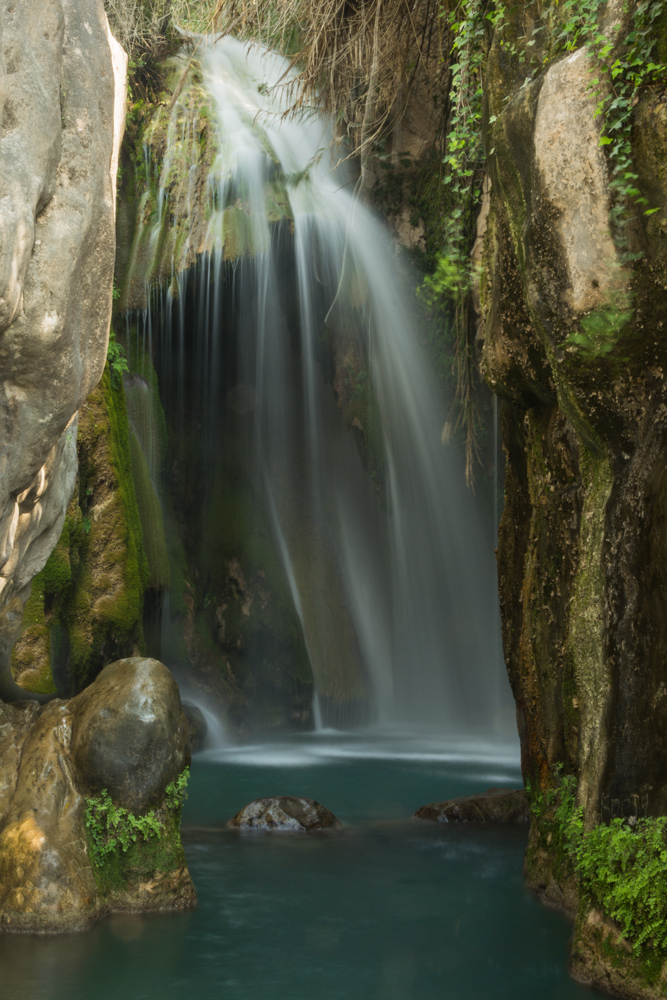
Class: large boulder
71,657,190,814
228,796,341,832
0,0,127,701
0,657,195,933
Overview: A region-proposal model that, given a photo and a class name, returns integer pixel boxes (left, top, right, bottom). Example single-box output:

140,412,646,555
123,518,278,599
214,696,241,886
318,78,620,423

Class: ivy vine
426,0,667,480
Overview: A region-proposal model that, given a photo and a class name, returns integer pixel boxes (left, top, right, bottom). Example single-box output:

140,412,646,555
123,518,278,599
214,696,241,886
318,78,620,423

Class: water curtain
122,36,507,731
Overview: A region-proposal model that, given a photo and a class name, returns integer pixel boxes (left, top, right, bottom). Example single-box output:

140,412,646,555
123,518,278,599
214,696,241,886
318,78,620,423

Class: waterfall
123,36,513,734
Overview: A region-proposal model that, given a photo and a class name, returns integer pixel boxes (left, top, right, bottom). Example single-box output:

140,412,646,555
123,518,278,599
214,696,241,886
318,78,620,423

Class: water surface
0,732,601,1000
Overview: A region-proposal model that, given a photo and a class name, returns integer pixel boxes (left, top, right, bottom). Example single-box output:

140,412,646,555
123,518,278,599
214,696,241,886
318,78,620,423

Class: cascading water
122,36,512,733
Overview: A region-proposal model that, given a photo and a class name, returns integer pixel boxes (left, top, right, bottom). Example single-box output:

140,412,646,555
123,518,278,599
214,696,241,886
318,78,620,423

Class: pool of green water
0,730,601,1000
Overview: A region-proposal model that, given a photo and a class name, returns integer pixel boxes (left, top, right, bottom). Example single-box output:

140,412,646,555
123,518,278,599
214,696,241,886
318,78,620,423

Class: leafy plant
533,766,667,957
107,329,129,390
579,815,667,954
592,0,667,252
164,768,190,811
84,767,190,864
422,0,487,487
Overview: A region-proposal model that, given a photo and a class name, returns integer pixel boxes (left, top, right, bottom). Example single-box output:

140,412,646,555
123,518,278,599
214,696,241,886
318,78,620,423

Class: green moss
128,427,170,589
42,533,72,595
19,572,46,627
91,813,187,897
222,205,260,260
567,447,613,822
15,363,154,693
10,571,57,694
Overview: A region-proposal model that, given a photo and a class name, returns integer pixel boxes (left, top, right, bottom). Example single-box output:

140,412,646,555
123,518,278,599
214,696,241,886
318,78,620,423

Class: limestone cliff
0,0,127,700
478,1,667,993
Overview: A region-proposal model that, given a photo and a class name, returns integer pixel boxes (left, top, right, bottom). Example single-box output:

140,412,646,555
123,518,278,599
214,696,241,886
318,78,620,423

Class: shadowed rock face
228,796,341,832
0,657,194,933
0,0,127,701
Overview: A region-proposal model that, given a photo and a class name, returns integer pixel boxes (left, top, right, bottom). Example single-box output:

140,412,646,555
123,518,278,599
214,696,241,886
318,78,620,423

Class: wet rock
228,796,341,832
70,657,190,814
182,703,207,754
0,656,195,933
414,788,529,824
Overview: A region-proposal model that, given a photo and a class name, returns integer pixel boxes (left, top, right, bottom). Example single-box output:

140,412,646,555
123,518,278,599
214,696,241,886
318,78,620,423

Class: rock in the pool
228,796,341,832
414,788,529,824
0,656,195,933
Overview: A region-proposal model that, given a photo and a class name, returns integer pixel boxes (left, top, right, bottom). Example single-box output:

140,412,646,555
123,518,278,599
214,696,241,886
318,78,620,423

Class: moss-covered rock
0,658,195,933
116,53,293,312
11,367,151,695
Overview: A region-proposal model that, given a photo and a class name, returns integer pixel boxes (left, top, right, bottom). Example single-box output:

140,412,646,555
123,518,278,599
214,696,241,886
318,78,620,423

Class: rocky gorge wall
0,0,127,701
477,1,667,993
0,0,195,935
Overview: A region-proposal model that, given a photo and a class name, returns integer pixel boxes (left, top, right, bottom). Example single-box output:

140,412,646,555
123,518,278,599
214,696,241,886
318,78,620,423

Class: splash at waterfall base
114,36,509,737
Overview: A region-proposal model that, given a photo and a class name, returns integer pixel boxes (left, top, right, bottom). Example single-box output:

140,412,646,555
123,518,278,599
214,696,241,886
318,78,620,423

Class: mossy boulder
0,657,194,933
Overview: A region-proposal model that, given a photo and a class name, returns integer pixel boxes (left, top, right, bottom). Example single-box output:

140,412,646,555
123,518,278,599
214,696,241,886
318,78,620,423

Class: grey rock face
228,796,341,832
0,0,127,699
71,657,190,814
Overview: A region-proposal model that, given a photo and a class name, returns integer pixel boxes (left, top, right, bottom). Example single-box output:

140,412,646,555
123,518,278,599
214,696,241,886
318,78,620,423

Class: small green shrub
107,330,129,390
579,816,667,955
533,767,667,957
84,767,189,865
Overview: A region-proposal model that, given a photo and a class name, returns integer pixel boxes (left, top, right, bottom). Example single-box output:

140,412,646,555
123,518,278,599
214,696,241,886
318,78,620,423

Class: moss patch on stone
13,366,152,694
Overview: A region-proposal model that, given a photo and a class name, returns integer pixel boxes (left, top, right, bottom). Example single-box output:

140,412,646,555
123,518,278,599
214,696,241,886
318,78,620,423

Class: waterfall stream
123,36,512,734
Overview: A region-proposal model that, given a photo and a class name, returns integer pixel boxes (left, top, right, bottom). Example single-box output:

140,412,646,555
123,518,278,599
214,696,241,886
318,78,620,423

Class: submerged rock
228,796,341,832
0,657,195,933
414,788,529,824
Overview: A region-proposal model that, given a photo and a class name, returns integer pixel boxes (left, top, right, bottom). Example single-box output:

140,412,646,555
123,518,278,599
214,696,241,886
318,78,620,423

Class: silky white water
127,36,513,734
